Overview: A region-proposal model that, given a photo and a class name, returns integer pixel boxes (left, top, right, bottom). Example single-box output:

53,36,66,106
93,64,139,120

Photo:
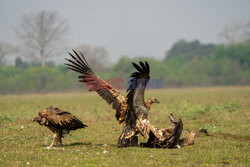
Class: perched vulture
65,50,160,147
33,106,87,147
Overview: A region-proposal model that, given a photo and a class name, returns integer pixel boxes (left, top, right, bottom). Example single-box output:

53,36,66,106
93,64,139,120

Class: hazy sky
0,0,250,63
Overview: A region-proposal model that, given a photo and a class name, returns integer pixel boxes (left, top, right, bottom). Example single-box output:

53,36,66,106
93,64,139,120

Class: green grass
0,87,249,166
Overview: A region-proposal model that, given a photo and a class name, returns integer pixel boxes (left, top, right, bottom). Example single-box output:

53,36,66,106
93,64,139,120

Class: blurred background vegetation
0,10,249,94
0,38,249,94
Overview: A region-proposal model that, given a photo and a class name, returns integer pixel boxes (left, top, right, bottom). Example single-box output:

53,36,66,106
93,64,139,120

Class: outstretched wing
65,50,128,123
126,61,150,123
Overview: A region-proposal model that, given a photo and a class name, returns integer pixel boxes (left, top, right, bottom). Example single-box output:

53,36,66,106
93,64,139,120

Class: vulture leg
49,133,57,147
117,130,128,147
129,134,139,146
58,130,63,145
59,138,63,145
117,126,138,148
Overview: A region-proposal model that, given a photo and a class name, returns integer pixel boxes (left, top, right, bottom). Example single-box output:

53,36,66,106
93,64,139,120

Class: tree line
100,39,250,87
0,39,249,94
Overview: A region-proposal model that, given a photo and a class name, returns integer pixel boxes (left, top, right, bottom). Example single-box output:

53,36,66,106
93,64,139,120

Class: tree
0,42,16,66
212,40,250,66
164,39,216,61
15,11,68,67
219,20,250,44
243,20,250,41
74,44,110,71
219,20,243,44
15,57,29,70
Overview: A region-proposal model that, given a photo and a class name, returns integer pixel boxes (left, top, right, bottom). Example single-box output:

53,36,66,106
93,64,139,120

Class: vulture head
147,97,160,104
145,97,160,109
33,116,47,125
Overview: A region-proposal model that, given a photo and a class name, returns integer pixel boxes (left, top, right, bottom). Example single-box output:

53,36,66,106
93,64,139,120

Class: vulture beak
154,99,160,103
33,116,41,122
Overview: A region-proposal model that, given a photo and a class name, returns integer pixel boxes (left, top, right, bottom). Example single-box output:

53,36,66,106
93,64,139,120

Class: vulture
140,113,183,148
33,106,87,147
65,50,161,147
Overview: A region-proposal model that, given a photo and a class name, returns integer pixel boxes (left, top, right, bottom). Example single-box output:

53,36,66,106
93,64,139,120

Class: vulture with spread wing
33,106,87,147
65,50,182,148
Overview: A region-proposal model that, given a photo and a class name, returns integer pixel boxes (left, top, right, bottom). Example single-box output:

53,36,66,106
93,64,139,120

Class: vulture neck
145,101,153,109
187,133,195,144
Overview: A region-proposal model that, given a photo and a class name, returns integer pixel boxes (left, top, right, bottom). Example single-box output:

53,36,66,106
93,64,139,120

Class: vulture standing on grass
33,106,87,147
65,50,162,147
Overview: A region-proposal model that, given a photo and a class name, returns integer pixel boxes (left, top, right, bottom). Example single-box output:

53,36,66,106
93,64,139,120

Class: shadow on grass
42,142,118,148
63,142,91,146
215,132,250,142
41,142,90,147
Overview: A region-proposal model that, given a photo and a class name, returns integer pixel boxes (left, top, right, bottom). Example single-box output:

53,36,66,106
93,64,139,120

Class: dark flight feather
65,50,128,124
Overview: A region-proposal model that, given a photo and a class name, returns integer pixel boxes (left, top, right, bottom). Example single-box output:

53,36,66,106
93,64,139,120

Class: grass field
0,87,249,166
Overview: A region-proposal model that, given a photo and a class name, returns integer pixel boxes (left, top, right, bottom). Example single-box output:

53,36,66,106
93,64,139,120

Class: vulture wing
65,50,128,123
126,61,150,124
39,106,87,130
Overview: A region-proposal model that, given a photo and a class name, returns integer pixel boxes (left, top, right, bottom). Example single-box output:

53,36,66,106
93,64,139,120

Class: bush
0,66,78,94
